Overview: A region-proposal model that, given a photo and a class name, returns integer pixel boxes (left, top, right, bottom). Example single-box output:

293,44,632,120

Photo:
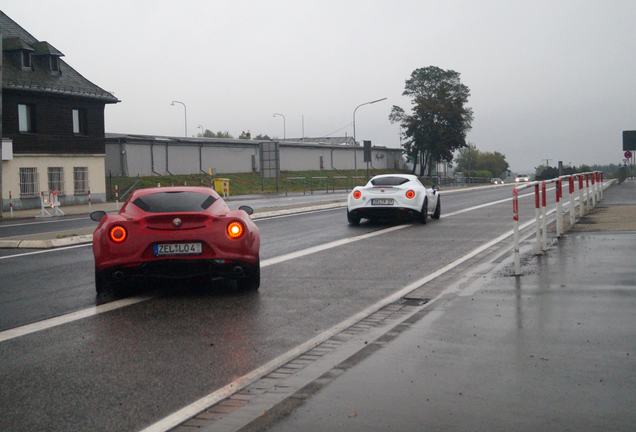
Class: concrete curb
0,234,93,249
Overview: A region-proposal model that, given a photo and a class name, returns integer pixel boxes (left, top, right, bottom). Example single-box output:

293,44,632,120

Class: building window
19,167,39,198
18,104,34,133
50,56,60,72
22,51,32,69
74,167,89,194
72,109,86,134
48,167,65,194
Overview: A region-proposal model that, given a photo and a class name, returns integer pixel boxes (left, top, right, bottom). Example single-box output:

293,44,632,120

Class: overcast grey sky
3,0,635,171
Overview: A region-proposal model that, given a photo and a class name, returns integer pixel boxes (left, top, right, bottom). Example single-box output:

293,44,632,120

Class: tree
254,134,272,140
455,145,509,178
238,130,251,140
390,66,473,176
197,129,234,138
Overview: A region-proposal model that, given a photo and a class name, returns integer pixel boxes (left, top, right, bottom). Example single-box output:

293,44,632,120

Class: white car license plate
371,198,394,205
153,242,202,256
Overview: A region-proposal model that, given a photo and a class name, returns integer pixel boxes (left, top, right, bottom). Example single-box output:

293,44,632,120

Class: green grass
107,168,411,200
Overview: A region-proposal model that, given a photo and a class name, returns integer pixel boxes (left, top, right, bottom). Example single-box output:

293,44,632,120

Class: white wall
1,154,106,210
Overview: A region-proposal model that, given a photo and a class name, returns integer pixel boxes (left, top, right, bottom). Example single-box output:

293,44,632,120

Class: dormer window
22,51,32,69
50,56,59,72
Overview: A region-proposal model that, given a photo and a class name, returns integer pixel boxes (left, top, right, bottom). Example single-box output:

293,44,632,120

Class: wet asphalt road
0,184,552,432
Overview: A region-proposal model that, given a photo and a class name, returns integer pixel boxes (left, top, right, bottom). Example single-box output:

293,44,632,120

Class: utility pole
544,158,552,166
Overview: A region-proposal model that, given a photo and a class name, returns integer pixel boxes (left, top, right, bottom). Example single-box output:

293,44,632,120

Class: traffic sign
625,150,633,159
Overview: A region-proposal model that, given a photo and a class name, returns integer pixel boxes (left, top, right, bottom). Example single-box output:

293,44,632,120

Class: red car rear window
133,191,216,213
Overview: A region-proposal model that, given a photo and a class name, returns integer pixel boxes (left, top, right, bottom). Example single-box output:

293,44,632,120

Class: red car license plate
154,242,202,256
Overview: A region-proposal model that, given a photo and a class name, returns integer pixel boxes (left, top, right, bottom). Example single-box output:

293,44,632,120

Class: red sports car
90,186,260,294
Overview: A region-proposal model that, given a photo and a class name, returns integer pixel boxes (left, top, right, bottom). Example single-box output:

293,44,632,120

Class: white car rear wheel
420,198,428,224
347,210,361,226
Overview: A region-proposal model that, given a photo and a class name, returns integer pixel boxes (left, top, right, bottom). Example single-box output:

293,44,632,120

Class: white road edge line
0,243,91,261
0,191,533,343
137,206,540,432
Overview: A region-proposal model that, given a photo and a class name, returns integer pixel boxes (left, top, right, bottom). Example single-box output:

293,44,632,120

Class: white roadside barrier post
541,181,548,251
578,174,585,217
556,178,563,238
600,172,605,199
88,189,92,211
9,190,13,218
534,183,542,254
512,187,521,275
568,176,576,227
585,173,592,213
115,184,120,210
591,172,597,208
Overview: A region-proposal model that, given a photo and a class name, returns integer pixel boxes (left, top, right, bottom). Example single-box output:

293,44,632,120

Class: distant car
90,187,260,294
347,174,440,225
491,178,504,184
514,174,530,182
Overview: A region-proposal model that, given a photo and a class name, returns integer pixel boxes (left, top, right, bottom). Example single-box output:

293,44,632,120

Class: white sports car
347,174,440,225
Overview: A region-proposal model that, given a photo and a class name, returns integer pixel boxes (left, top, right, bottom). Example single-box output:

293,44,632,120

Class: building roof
282,136,357,146
1,10,119,103
32,41,64,56
105,133,401,152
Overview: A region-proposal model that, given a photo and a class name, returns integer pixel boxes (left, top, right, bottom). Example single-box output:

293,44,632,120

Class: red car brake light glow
405,189,416,199
109,225,127,243
226,221,245,239
352,190,362,199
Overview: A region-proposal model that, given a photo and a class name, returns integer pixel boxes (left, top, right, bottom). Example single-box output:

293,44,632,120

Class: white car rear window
371,177,410,186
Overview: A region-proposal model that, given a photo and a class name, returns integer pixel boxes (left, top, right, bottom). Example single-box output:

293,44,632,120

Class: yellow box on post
213,178,230,197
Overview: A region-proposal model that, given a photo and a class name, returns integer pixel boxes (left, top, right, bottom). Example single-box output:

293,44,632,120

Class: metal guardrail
511,171,609,276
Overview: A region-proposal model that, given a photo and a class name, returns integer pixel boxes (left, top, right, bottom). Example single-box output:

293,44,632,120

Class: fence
283,175,369,196
511,171,613,275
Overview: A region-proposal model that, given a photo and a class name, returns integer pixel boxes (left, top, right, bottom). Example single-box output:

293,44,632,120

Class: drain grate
400,297,430,306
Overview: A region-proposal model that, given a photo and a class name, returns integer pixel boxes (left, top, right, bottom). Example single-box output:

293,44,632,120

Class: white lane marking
255,207,344,221
0,296,153,343
261,225,407,267
0,216,88,229
137,206,538,432
0,191,537,342
0,244,91,261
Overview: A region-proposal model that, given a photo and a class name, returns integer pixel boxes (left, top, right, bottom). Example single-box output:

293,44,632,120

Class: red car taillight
226,221,245,239
352,190,362,199
109,225,127,243
405,189,416,199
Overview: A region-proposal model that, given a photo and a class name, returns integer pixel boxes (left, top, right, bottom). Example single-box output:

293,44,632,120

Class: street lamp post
170,100,187,137
273,113,286,140
352,97,387,177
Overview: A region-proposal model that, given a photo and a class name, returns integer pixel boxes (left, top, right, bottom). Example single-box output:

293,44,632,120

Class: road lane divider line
0,296,153,343
0,191,539,343
136,204,542,432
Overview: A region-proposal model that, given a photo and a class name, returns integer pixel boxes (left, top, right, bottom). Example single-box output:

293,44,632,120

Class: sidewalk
260,180,636,432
